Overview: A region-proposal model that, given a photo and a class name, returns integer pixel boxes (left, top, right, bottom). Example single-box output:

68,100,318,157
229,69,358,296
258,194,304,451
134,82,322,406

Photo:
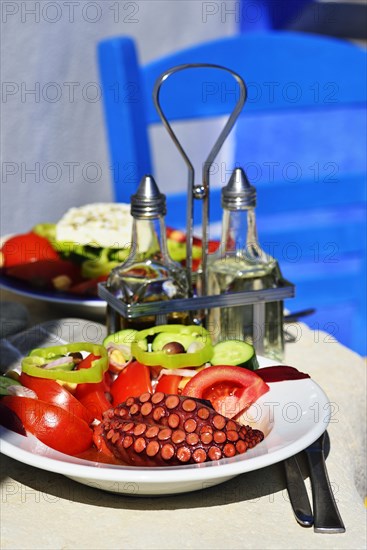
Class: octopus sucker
93,393,264,467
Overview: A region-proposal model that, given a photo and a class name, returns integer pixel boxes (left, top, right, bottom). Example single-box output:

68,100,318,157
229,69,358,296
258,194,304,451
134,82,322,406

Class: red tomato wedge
74,354,112,395
110,361,152,406
2,396,93,456
155,374,182,395
182,365,269,419
19,372,94,424
74,354,112,420
0,232,59,268
77,389,112,421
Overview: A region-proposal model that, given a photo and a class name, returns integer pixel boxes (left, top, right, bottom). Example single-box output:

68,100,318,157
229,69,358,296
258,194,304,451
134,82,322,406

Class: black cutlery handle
305,434,346,533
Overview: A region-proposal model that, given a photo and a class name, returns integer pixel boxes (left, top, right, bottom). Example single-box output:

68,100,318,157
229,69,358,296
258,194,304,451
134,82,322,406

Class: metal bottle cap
222,168,256,210
131,175,166,219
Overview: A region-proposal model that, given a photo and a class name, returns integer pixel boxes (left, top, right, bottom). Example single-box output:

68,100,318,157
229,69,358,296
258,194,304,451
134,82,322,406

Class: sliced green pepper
131,325,213,369
32,223,57,241
103,329,138,347
22,343,108,383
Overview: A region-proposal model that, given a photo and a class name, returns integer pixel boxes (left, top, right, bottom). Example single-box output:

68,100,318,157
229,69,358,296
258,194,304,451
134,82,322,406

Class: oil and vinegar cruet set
99,64,295,361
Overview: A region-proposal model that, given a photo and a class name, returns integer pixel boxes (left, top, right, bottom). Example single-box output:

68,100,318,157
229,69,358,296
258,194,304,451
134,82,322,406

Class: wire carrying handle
153,63,247,296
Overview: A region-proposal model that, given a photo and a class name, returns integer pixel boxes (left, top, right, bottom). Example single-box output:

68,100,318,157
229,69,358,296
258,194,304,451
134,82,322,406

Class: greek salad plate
0,357,331,496
0,233,105,311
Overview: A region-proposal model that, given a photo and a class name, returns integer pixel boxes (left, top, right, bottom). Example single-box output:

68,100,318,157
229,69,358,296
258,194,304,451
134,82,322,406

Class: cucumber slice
211,340,259,371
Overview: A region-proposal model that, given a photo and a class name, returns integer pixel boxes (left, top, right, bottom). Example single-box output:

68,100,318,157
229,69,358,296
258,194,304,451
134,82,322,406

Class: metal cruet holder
99,64,295,355
153,63,247,298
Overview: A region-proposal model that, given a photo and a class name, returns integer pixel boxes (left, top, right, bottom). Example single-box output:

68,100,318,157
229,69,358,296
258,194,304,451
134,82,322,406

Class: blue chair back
238,1,312,32
98,32,366,355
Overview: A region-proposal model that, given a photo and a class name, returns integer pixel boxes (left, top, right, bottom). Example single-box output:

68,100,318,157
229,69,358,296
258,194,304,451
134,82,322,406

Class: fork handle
305,434,346,533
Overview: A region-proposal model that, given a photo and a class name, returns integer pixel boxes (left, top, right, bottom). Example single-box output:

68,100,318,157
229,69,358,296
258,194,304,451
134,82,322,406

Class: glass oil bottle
106,175,190,332
207,168,285,360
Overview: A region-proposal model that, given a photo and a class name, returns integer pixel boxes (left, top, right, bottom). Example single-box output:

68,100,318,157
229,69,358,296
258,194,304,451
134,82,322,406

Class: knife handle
305,434,346,533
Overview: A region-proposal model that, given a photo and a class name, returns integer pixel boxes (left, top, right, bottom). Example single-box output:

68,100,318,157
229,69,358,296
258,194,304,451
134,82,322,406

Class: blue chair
239,1,367,40
239,1,311,32
97,32,366,355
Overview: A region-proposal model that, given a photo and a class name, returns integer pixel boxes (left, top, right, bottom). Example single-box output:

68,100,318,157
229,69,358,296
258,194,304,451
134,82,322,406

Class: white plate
0,359,330,496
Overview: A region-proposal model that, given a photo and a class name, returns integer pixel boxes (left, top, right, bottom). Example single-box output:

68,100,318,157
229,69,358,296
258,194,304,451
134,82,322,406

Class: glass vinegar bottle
106,175,189,332
207,168,284,360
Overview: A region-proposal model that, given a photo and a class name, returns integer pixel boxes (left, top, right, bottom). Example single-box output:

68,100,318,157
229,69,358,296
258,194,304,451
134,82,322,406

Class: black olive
68,352,83,364
162,341,185,355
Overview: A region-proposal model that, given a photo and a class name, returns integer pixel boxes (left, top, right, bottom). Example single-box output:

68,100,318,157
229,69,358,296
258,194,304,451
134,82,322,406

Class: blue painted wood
141,33,366,121
238,1,312,32
98,32,367,201
98,37,152,192
97,32,366,354
165,177,366,235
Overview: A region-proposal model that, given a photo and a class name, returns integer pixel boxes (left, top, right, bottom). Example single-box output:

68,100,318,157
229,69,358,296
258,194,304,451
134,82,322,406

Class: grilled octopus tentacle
94,393,264,466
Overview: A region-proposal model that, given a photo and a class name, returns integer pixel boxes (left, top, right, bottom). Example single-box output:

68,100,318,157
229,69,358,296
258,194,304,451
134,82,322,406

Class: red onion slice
109,357,132,372
105,342,131,357
7,385,38,399
107,343,132,372
43,356,74,370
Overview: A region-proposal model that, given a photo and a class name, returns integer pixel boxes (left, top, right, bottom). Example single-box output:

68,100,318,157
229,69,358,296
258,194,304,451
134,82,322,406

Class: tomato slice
166,227,219,252
182,365,269,419
74,354,112,420
0,232,59,268
77,389,112,421
155,374,182,395
19,372,94,424
2,396,93,456
74,354,112,395
110,361,152,406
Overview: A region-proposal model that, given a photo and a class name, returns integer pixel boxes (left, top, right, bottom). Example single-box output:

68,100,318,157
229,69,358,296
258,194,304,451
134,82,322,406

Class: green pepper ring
131,325,213,369
22,343,108,383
